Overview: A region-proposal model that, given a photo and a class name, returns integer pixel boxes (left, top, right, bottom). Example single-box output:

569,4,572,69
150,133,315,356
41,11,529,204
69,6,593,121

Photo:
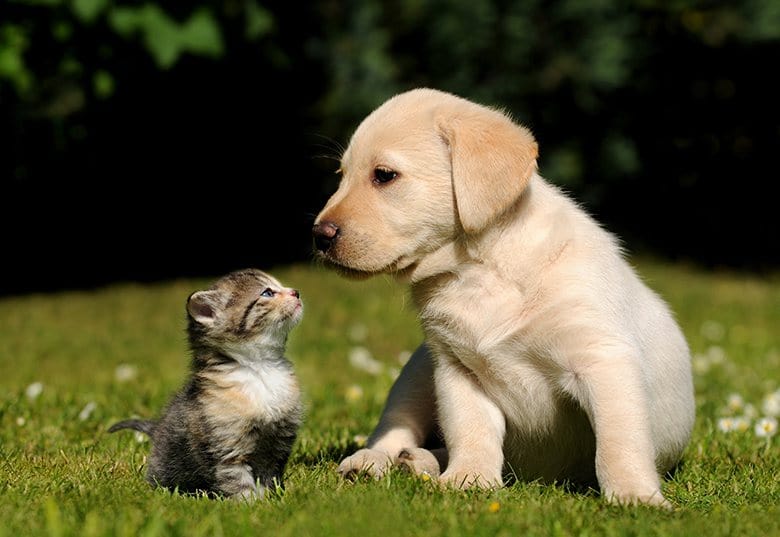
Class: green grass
1,259,779,536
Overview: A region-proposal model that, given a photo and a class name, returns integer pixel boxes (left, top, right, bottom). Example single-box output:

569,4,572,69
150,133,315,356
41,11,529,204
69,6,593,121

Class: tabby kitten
109,268,303,501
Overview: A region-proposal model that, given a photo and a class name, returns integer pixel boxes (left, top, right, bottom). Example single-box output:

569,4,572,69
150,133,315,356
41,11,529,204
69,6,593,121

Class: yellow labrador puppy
312,88,694,507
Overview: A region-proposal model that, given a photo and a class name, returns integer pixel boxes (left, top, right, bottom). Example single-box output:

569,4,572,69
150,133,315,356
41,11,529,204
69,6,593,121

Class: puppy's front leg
435,355,505,489
577,351,670,508
338,343,436,479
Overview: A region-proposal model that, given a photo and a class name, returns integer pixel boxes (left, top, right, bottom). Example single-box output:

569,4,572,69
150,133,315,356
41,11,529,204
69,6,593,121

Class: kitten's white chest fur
220,343,301,422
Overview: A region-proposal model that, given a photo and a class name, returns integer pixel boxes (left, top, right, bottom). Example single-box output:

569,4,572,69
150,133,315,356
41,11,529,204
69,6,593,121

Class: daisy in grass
754,417,778,438
717,416,750,433
348,347,384,376
114,363,138,382
78,401,97,421
716,389,780,438
762,390,780,417
725,393,744,414
25,382,43,400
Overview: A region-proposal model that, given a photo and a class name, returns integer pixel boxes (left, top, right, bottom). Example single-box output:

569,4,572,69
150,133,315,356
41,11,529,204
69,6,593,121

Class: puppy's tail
108,419,156,436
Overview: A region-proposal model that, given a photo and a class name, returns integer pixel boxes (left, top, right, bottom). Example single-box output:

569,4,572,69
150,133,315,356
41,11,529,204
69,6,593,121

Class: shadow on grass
291,440,360,467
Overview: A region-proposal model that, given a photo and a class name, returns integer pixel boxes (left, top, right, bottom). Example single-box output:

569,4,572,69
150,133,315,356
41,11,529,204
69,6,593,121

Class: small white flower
78,401,97,421
717,417,735,432
761,390,780,417
344,384,364,402
717,416,750,433
134,431,147,443
16,417,26,426
700,320,725,342
725,393,744,414
348,347,384,376
754,417,778,438
348,323,368,343
114,364,138,383
25,382,43,400
733,417,751,432
743,403,758,419
353,434,368,447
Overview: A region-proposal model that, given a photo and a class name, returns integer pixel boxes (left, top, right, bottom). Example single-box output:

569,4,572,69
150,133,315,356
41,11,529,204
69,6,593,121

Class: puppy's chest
417,269,534,368
418,271,567,431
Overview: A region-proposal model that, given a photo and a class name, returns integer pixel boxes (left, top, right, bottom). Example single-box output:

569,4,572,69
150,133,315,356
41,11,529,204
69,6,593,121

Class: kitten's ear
187,290,221,326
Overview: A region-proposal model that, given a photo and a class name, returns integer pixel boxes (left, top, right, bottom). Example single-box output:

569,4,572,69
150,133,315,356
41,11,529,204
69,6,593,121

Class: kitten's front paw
229,485,265,503
337,448,393,480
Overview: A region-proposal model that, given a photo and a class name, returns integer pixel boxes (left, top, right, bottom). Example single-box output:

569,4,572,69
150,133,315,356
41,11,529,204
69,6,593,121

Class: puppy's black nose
312,221,340,252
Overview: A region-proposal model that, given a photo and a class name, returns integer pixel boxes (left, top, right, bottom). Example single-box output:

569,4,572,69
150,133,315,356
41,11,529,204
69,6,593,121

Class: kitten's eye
260,288,275,298
373,167,398,184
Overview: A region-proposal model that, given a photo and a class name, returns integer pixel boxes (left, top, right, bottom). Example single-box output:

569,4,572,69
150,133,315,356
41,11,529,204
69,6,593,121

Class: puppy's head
313,88,538,278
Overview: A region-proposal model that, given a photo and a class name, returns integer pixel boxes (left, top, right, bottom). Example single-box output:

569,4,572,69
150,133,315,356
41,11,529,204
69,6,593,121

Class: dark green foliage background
2,0,778,294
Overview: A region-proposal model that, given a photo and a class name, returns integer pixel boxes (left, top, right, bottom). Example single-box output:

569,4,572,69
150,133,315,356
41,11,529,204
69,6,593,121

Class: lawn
1,258,778,536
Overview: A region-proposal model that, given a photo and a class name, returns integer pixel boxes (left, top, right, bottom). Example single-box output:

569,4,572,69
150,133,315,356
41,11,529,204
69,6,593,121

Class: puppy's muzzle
312,221,340,253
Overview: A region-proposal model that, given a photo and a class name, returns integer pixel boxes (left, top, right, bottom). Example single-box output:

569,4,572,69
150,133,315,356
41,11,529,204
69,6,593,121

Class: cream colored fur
314,88,695,507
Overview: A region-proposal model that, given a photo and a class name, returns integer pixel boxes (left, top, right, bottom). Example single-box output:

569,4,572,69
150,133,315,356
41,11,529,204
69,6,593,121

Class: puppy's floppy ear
436,102,538,235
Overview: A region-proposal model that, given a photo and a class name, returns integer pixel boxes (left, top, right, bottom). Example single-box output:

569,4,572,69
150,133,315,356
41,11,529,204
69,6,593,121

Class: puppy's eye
260,288,275,298
373,167,398,184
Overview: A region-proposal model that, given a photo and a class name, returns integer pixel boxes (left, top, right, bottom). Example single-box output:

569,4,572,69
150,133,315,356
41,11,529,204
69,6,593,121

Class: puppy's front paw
395,448,443,478
605,488,673,509
337,449,393,480
439,467,502,490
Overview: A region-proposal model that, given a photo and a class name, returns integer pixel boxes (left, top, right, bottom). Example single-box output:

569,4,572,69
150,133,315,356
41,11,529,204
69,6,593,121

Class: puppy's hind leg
338,343,437,480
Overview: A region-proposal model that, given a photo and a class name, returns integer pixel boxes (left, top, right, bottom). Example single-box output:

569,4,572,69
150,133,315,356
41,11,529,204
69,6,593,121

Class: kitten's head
186,269,303,354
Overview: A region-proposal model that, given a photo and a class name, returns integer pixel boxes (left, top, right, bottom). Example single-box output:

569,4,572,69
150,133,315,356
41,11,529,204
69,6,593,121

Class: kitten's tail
107,419,156,436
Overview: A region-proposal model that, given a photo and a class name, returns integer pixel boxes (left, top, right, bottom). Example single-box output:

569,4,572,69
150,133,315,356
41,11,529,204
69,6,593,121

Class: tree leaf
138,5,182,69
108,7,143,37
71,0,109,24
0,24,34,94
246,0,273,40
179,9,224,58
92,69,114,98
107,5,224,69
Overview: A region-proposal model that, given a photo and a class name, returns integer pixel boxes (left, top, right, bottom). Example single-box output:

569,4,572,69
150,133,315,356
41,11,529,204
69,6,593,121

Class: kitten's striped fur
109,268,303,501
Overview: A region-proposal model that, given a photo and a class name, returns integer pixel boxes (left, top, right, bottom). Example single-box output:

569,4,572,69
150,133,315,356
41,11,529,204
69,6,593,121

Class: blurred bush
1,0,778,293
